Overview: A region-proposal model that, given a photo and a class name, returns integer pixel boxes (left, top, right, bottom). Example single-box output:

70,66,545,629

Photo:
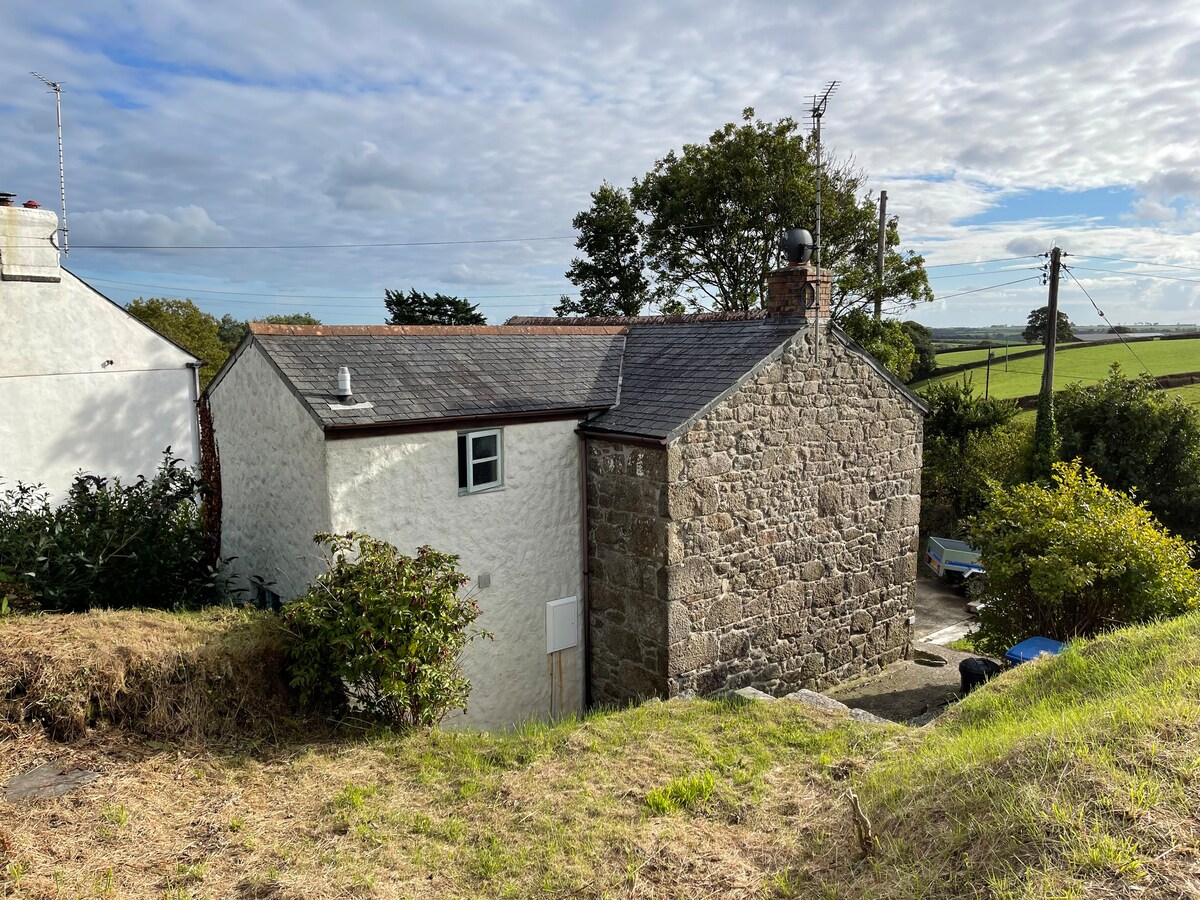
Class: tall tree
1022,306,1077,345
126,298,228,387
840,310,918,382
556,183,657,317
385,289,486,326
218,312,322,352
572,108,931,314
901,320,938,381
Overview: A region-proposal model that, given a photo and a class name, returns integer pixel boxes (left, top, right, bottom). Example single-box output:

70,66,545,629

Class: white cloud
3,0,1200,325
70,205,230,247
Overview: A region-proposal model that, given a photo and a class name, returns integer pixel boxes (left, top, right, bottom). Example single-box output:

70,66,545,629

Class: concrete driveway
914,571,977,646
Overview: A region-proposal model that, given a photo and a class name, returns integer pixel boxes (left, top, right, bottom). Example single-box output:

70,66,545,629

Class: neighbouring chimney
765,262,831,319
0,199,61,283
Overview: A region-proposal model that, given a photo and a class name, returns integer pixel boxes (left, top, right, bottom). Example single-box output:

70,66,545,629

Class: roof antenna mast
30,72,69,255
809,80,838,295
808,80,838,367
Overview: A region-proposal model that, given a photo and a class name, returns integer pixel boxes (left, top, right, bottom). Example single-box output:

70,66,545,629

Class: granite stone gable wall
587,326,923,704
664,330,922,697
586,439,672,704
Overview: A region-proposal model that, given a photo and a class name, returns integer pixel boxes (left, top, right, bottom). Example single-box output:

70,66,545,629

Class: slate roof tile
247,318,810,439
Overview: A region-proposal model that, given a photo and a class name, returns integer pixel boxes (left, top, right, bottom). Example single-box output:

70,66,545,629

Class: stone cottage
207,261,926,729
0,195,201,497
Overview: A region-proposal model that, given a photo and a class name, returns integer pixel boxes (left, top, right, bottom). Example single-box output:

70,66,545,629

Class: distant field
934,343,1069,368
1167,382,1200,408
912,337,1200,400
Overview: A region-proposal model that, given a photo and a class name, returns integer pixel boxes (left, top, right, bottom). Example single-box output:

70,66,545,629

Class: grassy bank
3,611,1200,897
0,609,296,742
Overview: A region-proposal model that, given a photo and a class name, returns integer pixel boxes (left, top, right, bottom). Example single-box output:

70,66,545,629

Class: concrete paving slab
915,571,977,645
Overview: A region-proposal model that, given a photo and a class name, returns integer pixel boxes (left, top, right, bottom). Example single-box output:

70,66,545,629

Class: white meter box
546,596,579,654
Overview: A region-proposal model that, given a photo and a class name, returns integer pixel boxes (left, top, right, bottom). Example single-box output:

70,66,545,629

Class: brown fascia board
324,406,611,440
250,323,628,337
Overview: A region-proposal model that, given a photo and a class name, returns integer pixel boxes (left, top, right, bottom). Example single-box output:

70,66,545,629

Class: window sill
459,484,506,496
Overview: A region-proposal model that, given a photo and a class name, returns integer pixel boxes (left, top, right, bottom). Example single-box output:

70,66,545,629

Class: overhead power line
82,275,575,302
1063,265,1155,377
932,276,1043,302
1068,265,1200,285
1072,254,1200,275
923,255,1042,269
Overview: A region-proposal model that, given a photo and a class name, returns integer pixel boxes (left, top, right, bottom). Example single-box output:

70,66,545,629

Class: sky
4,0,1200,331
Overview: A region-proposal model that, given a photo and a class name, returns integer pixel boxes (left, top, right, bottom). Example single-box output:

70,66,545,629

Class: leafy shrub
920,377,1025,535
968,461,1200,655
840,309,917,382
0,453,221,612
283,532,486,728
1057,364,1200,542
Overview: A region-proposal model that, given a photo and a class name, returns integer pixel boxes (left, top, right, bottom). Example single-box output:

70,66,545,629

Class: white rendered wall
325,419,585,731
208,342,330,599
0,270,199,497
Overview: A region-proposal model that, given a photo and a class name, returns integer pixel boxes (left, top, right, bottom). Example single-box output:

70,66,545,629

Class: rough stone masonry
588,269,924,705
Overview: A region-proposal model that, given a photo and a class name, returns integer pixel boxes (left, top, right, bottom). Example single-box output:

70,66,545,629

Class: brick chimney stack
765,263,831,319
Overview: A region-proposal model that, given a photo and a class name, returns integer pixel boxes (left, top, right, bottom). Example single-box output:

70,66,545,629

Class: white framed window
458,428,503,493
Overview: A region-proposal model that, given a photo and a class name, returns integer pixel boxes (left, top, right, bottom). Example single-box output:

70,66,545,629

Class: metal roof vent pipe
0,193,14,207
337,366,354,404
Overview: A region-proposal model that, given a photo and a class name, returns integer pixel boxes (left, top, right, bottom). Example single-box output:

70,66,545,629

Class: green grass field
915,337,1200,400
934,343,1071,368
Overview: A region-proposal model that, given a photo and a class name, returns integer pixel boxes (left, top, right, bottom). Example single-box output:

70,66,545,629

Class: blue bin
1005,637,1067,666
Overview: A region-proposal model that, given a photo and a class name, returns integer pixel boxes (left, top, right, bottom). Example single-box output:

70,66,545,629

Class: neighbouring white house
209,262,927,732
0,196,201,497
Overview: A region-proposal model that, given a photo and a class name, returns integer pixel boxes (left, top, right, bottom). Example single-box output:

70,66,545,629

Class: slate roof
243,325,627,429
580,318,806,439
224,315,924,441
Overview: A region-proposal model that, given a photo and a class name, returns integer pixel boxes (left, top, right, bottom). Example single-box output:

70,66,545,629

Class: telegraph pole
1040,246,1062,396
1033,246,1062,475
874,189,887,319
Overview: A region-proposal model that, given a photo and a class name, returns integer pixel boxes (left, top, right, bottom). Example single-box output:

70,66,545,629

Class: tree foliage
572,109,931,314
283,532,486,727
385,289,486,326
218,312,322,352
901,320,938,381
968,461,1200,655
1022,306,1077,345
126,297,227,387
556,183,657,317
923,377,1019,452
0,452,222,613
840,309,917,382
1056,364,1200,541
920,377,1025,535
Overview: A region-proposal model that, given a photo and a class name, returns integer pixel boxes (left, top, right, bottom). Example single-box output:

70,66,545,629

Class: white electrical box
546,596,579,654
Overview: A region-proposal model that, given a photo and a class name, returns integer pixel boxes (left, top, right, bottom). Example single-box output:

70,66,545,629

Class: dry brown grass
0,609,298,743
5,612,1200,898
0,695,880,899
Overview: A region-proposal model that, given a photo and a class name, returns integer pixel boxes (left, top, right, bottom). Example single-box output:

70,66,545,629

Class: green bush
0,453,221,613
1057,364,1200,543
839,309,917,383
283,532,486,728
968,460,1200,655
920,377,1025,535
